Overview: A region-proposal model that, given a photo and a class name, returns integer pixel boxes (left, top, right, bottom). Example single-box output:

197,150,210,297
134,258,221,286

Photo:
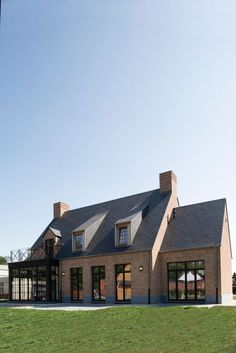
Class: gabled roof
160,198,226,252
48,227,62,238
32,189,171,258
72,213,107,233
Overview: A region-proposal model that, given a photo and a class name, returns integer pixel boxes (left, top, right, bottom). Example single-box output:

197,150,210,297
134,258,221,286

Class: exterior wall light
139,265,143,272
62,271,66,277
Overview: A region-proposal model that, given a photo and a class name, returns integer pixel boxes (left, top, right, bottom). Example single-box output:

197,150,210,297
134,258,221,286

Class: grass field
0,307,236,353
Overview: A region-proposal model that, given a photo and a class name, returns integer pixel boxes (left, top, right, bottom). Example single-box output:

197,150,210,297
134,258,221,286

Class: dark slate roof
160,198,226,252
32,189,171,258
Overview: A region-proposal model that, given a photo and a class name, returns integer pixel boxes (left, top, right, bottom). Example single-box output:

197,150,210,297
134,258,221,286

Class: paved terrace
0,301,236,311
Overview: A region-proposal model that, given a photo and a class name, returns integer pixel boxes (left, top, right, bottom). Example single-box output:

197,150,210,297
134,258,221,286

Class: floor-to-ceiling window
168,261,205,301
92,266,106,301
51,266,59,301
115,264,131,301
71,268,83,301
10,264,59,301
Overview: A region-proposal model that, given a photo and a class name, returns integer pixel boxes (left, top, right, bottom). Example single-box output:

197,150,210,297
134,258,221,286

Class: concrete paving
1,301,236,311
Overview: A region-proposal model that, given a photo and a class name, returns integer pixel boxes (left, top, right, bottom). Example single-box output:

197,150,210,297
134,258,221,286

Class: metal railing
10,247,50,263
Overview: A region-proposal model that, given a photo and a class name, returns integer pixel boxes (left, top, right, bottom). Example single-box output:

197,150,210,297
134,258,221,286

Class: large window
71,268,83,301
51,266,59,301
73,232,84,251
45,239,54,258
168,261,205,301
10,265,59,301
92,266,106,301
115,264,131,301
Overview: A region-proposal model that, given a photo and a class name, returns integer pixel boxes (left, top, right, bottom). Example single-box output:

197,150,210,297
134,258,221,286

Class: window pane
29,268,37,301
124,272,131,300
177,271,185,300
92,267,106,301
38,266,47,301
124,264,131,272
196,270,205,300
93,274,100,300
116,265,123,273
71,268,83,301
187,262,196,270
119,227,128,244
51,266,59,301
100,266,105,274
168,263,176,270
187,271,196,300
100,272,106,300
45,239,54,258
93,267,99,274
74,234,83,250
168,271,176,300
195,261,204,269
176,263,185,270
116,272,124,301
116,264,131,301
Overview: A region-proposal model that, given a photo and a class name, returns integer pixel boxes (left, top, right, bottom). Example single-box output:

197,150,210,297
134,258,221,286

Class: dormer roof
48,227,62,238
73,213,107,233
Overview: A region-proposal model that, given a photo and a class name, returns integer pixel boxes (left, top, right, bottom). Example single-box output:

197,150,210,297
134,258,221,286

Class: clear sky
0,0,236,269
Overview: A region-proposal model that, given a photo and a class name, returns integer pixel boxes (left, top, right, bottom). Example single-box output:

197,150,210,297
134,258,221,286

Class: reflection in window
10,265,59,301
51,266,59,301
177,270,185,300
71,267,83,301
73,232,84,251
168,261,205,301
118,227,128,245
92,266,106,301
115,264,131,301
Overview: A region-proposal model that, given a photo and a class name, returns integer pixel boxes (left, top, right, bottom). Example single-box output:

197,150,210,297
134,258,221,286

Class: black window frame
45,239,54,258
167,260,205,302
9,260,59,302
115,264,131,302
92,266,106,302
71,267,83,301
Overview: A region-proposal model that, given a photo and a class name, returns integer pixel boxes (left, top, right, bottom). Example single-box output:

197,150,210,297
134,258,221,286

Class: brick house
9,171,232,304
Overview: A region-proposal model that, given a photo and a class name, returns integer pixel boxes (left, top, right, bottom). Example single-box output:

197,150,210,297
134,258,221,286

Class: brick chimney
159,171,177,194
53,202,70,218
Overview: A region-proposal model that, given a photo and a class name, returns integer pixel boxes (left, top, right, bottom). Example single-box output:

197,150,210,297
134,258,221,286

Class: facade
0,265,9,299
8,171,233,304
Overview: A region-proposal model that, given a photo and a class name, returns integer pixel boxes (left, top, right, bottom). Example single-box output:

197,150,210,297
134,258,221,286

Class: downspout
148,251,151,304
215,246,220,304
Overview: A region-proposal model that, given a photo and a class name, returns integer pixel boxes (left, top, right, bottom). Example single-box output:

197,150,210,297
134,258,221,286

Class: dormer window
73,232,84,251
115,205,146,247
118,227,128,245
45,239,54,258
115,223,130,247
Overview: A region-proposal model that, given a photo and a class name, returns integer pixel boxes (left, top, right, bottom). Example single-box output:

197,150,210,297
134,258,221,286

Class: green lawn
0,307,236,353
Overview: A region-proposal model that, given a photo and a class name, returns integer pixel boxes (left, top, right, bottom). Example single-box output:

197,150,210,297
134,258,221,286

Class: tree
0,256,7,265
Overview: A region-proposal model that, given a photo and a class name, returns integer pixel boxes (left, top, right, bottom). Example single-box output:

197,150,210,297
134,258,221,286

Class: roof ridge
175,198,226,210
63,188,159,215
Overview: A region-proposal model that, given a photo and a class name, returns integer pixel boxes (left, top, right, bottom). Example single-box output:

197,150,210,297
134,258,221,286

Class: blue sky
0,0,236,269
